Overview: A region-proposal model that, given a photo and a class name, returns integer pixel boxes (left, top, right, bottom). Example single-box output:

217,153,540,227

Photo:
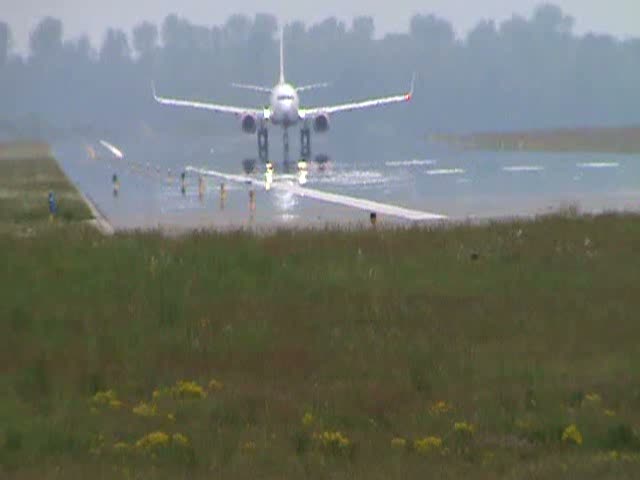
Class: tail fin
279,28,285,84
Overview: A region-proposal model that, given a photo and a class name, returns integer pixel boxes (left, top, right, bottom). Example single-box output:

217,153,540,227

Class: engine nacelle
241,114,257,134
313,113,330,133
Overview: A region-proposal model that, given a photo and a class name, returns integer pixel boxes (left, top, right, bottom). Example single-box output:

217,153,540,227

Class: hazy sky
4,0,640,52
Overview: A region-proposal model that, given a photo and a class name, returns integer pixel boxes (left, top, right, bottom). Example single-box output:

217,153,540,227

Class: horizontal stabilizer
296,82,331,92
231,83,273,93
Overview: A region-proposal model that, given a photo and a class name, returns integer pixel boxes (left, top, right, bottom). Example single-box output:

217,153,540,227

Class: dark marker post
48,191,57,222
112,173,119,197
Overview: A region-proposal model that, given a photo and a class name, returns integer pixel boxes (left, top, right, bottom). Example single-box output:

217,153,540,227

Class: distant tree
308,17,346,41
74,35,96,63
410,14,455,51
100,28,131,65
133,21,158,58
533,3,574,36
251,13,278,40
223,14,252,48
248,14,278,78
351,16,375,42
467,20,499,52
29,17,63,61
0,21,10,65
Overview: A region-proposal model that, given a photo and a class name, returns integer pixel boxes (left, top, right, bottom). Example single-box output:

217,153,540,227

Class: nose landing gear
283,129,290,161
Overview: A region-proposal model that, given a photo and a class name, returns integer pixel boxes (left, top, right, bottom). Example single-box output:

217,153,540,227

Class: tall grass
2,214,640,478
0,148,93,234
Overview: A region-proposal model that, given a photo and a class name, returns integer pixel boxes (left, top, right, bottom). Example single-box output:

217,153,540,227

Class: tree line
0,4,639,143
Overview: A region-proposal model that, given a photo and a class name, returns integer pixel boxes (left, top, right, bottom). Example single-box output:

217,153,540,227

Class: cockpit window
277,94,295,101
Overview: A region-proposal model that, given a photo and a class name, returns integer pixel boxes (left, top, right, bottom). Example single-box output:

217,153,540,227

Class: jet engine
313,113,330,133
241,114,257,134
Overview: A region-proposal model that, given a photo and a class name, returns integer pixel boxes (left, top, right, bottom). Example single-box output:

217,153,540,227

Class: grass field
0,142,93,235
431,126,640,154
3,210,640,478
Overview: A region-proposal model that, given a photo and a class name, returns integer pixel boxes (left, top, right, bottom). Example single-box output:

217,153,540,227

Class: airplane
152,28,415,175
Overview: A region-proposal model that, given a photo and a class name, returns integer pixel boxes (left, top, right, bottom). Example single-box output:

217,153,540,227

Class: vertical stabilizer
279,28,285,84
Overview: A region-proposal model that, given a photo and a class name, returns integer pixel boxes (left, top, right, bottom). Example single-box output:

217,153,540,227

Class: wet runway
53,133,640,231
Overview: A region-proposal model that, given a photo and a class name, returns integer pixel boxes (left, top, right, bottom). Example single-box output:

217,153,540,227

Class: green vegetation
431,126,640,154
0,142,93,235
3,212,640,478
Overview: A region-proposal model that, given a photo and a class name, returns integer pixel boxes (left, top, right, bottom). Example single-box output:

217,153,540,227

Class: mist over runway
53,132,640,231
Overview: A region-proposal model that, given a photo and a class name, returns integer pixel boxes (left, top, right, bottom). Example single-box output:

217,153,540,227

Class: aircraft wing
300,75,414,116
186,165,446,222
153,83,262,117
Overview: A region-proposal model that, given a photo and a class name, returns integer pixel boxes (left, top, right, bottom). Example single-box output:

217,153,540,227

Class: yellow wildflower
604,409,616,417
135,431,170,450
208,379,224,392
561,424,583,446
620,452,640,463
152,388,166,401
173,380,206,399
302,412,314,427
241,441,256,453
593,451,640,464
172,433,189,447
132,402,157,417
413,436,443,454
584,393,602,405
430,401,452,416
313,431,351,450
482,451,495,465
515,419,533,430
113,442,130,452
454,422,475,435
391,437,407,449
167,413,175,422
92,390,117,406
109,399,124,410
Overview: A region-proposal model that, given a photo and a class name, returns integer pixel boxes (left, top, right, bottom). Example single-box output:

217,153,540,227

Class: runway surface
53,133,640,231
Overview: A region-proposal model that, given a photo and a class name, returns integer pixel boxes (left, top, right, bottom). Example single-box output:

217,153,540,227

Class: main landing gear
257,127,269,164
300,127,311,160
255,126,312,186
257,126,312,164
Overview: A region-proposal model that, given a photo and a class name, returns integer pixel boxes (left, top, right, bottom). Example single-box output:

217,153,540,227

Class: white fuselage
269,83,300,128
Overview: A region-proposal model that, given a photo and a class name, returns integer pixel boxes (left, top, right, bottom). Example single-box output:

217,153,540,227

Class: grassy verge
431,126,640,154
0,142,93,235
2,213,640,478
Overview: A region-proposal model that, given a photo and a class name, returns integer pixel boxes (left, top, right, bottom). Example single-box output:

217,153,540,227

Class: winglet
406,73,416,101
151,81,158,101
